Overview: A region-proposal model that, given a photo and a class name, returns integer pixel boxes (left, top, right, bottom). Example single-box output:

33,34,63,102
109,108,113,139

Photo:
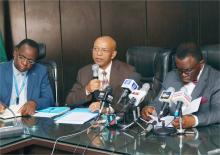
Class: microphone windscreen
92,64,99,78
141,83,150,92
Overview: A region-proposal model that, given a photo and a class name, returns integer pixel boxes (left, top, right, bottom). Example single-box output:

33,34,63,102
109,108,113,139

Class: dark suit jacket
65,60,138,112
150,64,220,126
0,61,54,110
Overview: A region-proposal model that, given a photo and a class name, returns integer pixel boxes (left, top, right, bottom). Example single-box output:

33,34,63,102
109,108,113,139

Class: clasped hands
141,106,196,129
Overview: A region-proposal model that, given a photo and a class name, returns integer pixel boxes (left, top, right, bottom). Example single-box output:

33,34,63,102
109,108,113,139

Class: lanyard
13,73,28,105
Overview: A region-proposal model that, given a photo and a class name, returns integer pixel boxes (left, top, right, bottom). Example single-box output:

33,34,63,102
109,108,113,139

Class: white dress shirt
9,61,28,109
181,64,204,127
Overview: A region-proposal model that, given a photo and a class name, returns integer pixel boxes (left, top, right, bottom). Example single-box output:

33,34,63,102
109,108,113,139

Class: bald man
65,36,138,113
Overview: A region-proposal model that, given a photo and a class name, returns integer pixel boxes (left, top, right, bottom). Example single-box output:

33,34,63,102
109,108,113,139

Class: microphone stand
121,106,145,131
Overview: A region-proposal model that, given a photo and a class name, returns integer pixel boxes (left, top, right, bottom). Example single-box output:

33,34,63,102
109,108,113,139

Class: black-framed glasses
18,53,36,65
177,63,199,75
92,47,112,54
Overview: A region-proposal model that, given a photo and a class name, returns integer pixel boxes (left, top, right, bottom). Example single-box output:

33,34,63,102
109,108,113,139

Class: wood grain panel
61,1,101,102
101,1,146,61
200,1,220,45
147,1,199,48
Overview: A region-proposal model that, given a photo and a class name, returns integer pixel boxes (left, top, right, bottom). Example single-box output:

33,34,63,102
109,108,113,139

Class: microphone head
167,87,175,93
159,87,175,103
141,83,150,93
92,64,99,78
104,85,113,94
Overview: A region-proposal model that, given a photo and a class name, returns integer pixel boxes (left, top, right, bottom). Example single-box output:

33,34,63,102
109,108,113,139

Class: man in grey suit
141,42,220,128
66,36,137,113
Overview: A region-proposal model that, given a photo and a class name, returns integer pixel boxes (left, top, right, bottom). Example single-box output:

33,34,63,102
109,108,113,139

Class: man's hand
89,102,101,112
172,115,196,129
86,79,101,94
0,103,6,113
141,106,156,121
19,101,37,116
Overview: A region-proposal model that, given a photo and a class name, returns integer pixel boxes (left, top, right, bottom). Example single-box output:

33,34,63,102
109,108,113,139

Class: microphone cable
50,114,101,155
81,124,107,155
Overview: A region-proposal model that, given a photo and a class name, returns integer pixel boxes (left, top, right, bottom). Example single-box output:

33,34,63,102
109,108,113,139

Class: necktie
102,71,109,90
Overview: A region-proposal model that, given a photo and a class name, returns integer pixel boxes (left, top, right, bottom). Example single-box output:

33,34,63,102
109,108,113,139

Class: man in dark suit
66,36,137,112
141,42,220,128
0,39,54,115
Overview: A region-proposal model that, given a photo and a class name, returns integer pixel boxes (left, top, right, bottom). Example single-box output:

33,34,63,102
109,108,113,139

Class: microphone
128,83,150,107
141,120,157,136
99,86,113,114
171,87,191,117
92,64,99,79
91,64,100,101
0,104,24,139
158,87,175,119
116,79,139,104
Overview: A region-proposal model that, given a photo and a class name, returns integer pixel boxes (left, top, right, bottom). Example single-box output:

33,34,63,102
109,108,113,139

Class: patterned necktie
102,71,109,90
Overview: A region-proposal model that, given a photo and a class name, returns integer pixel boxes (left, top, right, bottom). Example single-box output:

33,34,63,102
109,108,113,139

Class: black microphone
158,87,175,120
91,64,100,101
141,120,157,136
99,86,113,113
174,101,183,118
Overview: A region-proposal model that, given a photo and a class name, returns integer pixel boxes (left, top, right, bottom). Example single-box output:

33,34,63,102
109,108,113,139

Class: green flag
0,32,7,62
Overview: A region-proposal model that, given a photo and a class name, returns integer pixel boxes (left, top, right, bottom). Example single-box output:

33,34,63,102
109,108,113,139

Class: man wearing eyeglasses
141,42,220,128
0,39,54,116
66,36,138,113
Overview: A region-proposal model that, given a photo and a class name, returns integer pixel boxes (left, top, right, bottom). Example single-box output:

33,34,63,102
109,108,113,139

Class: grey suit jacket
150,64,220,126
65,60,137,112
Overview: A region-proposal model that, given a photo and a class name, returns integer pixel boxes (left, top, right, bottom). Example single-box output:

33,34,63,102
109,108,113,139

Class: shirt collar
197,64,204,81
99,61,112,75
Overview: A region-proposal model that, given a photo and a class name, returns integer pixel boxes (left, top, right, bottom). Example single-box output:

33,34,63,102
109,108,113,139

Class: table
1,116,220,155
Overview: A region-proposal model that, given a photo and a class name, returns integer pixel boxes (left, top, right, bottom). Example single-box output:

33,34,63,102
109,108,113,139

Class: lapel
5,61,13,101
27,66,37,99
191,65,208,100
109,61,121,88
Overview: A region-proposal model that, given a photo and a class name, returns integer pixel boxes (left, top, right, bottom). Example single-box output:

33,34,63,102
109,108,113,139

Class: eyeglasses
92,47,112,54
177,63,199,75
18,53,36,65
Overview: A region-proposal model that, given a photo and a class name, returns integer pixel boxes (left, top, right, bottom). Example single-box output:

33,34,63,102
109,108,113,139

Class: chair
37,43,58,106
201,44,220,71
126,47,173,100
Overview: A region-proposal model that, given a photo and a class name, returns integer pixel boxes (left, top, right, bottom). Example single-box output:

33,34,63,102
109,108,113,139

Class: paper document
149,115,174,127
33,107,70,118
0,105,22,119
182,97,201,115
55,108,98,124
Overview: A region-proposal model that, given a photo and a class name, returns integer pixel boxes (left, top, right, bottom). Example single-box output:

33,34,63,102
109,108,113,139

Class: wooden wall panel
61,1,101,101
0,1,4,34
9,0,26,46
200,1,220,45
101,1,146,61
25,0,63,102
147,1,199,48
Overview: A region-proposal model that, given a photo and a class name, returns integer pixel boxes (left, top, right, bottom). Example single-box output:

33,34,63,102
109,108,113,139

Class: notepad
33,107,70,118
54,108,98,124
0,105,22,119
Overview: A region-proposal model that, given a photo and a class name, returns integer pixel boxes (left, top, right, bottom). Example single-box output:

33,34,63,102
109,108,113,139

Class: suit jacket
150,64,220,126
65,60,138,112
0,61,54,110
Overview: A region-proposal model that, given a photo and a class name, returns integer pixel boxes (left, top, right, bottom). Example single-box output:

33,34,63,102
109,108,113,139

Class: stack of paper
0,105,22,119
55,108,98,124
33,107,70,118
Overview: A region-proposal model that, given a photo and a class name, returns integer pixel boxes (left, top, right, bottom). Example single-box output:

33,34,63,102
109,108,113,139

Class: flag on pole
0,32,7,62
